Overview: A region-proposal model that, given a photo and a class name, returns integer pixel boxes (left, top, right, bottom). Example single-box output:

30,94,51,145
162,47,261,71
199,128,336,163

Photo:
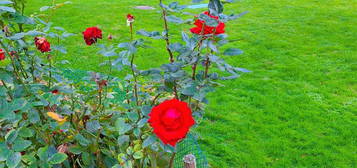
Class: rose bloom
82,27,102,45
127,14,135,26
34,37,51,53
0,49,5,61
148,99,195,146
127,14,134,22
190,11,225,35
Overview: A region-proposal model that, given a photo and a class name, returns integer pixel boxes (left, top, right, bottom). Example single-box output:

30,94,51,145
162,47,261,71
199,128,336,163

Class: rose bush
0,0,248,167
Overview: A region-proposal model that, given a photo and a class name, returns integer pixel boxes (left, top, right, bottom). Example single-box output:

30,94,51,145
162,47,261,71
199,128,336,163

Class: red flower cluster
190,11,225,35
0,49,5,61
82,27,102,46
34,37,51,53
148,99,195,146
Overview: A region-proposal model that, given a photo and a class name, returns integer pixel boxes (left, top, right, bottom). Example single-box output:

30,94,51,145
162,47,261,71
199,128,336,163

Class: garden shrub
0,0,248,167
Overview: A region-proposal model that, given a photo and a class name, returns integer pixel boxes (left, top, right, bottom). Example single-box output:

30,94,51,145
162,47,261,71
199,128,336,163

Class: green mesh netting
174,134,209,168
60,68,208,168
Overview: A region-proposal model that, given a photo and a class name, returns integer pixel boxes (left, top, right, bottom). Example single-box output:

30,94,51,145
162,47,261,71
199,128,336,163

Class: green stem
0,40,21,79
48,54,52,88
130,54,139,107
31,55,36,82
168,152,176,168
0,40,30,93
159,0,174,62
1,80,13,100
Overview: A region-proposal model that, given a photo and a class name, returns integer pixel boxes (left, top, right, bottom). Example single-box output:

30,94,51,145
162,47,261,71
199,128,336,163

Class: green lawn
26,0,357,167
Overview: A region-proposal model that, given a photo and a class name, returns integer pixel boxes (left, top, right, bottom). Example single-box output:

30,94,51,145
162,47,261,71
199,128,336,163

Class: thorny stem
168,152,176,168
0,40,21,80
191,39,204,80
159,0,174,63
130,23,133,40
0,40,29,93
130,54,139,107
31,55,36,82
204,57,210,78
151,93,161,106
192,22,206,80
159,0,179,99
48,54,52,88
129,22,140,112
1,80,13,100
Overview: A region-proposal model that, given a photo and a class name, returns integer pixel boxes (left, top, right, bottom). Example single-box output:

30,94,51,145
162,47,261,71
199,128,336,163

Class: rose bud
51,89,59,94
108,34,113,40
126,14,135,26
0,49,5,61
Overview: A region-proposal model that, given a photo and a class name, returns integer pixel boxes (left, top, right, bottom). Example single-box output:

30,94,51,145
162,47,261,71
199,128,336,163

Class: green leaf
39,6,50,12
5,130,17,144
142,135,156,148
74,134,90,146
127,112,138,122
6,152,21,168
0,142,11,162
115,118,132,135
0,1,13,5
13,139,32,152
117,135,130,145
18,127,34,138
166,15,184,24
133,151,143,159
0,6,15,13
52,45,67,54
86,120,101,133
82,152,92,165
198,13,219,27
223,48,243,56
37,146,49,161
137,118,148,128
0,99,16,121
208,0,223,14
28,108,40,123
141,106,152,117
133,128,141,137
68,146,82,155
48,153,67,164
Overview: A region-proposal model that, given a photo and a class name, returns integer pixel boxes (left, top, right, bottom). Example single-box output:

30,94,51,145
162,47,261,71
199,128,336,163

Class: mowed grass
25,0,357,167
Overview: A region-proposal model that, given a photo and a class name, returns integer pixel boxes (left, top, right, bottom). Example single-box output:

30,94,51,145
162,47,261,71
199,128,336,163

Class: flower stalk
159,0,174,63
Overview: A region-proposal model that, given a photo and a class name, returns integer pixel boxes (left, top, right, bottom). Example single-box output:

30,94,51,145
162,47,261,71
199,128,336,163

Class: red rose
34,37,51,53
127,14,134,21
0,49,5,61
190,11,225,35
51,89,59,94
82,27,103,45
148,99,195,146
